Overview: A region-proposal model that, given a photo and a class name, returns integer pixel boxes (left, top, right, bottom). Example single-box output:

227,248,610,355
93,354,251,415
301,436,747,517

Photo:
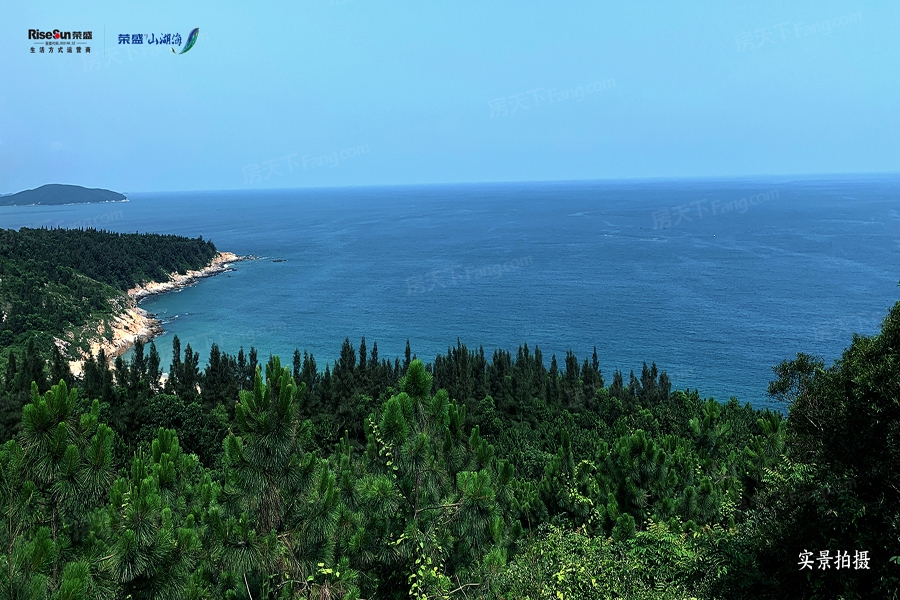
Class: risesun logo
28,29,87,40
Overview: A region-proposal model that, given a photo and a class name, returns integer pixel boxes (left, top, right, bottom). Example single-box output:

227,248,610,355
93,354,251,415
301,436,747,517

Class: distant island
0,183,127,206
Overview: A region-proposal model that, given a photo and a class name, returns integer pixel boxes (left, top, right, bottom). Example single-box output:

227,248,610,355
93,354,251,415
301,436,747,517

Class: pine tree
358,337,367,377
106,428,209,599
17,337,49,396
3,352,16,394
299,350,318,391
247,348,258,388
221,357,350,598
236,347,248,389
113,355,129,389
0,436,47,597
146,342,161,392
292,348,302,382
1,382,115,596
355,359,509,598
201,343,240,414
369,340,378,372
0,352,21,442
609,369,624,400
167,336,182,396
18,381,114,545
82,350,116,410
334,338,357,409
50,344,74,389
546,355,560,406
560,350,583,410
178,343,201,402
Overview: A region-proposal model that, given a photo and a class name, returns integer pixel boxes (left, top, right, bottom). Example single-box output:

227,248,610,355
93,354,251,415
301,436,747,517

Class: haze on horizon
1,0,897,194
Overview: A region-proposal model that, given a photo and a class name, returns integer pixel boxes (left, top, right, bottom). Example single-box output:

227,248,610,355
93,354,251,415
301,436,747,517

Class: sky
0,0,897,193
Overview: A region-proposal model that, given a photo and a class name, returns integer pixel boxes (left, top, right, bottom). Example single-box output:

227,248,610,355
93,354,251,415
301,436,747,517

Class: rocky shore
127,251,245,302
68,252,247,376
66,303,163,378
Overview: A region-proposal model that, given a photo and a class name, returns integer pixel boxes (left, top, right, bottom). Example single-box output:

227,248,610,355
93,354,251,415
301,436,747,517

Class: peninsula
0,227,243,376
68,251,247,377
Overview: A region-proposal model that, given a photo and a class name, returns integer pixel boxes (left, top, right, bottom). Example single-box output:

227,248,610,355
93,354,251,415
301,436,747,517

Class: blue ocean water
2,177,898,410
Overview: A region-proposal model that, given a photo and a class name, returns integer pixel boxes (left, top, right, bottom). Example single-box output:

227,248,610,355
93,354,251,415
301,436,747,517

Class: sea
2,177,898,411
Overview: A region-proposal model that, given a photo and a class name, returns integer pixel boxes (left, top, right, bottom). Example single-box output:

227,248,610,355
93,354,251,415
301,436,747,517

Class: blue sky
0,0,896,193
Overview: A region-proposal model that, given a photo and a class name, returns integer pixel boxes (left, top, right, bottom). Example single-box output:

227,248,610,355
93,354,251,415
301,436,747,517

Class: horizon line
4,170,900,197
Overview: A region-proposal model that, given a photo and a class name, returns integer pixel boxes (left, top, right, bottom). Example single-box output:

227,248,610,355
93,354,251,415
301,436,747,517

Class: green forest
0,228,897,599
0,227,218,358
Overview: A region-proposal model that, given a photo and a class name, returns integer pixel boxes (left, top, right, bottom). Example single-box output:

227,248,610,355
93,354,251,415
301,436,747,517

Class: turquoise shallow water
2,177,898,409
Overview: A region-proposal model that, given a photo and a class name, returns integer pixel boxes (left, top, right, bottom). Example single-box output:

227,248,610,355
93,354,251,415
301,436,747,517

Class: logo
28,29,92,40
28,29,93,55
116,28,200,55
172,28,199,54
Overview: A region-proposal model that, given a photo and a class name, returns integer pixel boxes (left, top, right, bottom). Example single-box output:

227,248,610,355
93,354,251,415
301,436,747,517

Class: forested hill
0,183,126,206
0,227,218,357
0,227,218,290
1,302,898,598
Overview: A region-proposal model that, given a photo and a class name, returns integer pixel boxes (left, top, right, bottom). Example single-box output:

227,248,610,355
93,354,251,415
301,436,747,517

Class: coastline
127,251,245,302
68,251,247,377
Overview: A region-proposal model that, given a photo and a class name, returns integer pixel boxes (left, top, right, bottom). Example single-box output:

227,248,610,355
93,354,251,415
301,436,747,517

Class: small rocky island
0,183,127,206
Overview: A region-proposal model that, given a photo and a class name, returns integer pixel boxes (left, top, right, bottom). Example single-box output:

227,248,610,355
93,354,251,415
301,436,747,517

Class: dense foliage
0,227,218,359
1,297,898,598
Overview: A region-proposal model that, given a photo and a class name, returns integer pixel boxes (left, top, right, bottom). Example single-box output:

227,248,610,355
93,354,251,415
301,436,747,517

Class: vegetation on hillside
1,301,898,598
0,227,218,360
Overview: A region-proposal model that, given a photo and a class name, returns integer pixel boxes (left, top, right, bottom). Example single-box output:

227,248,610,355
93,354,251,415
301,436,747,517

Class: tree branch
244,572,254,600
434,582,479,598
